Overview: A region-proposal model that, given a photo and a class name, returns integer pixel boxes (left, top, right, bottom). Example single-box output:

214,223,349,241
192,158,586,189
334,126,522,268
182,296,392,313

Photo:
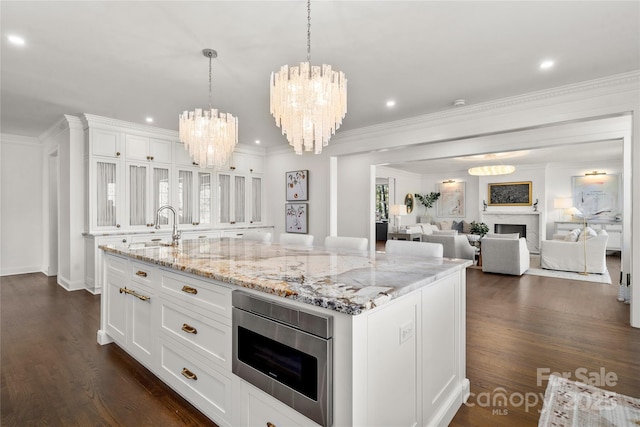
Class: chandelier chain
207,51,213,110
306,0,311,62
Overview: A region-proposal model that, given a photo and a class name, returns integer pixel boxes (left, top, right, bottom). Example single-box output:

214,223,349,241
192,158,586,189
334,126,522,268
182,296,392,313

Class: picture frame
488,181,532,206
437,181,465,217
572,174,619,219
286,170,308,201
285,203,308,234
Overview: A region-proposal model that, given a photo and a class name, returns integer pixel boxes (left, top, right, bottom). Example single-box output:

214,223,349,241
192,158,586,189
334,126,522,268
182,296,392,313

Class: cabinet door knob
192,162,199,166
181,368,197,381
181,323,198,334
122,238,127,243
116,224,121,228
150,156,154,160
230,166,236,170
116,151,121,157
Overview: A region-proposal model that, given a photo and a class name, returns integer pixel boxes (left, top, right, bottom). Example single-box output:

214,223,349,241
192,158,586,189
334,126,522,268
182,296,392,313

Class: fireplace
495,223,526,238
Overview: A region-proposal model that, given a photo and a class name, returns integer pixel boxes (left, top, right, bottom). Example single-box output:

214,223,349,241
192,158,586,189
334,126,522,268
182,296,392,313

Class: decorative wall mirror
404,193,414,214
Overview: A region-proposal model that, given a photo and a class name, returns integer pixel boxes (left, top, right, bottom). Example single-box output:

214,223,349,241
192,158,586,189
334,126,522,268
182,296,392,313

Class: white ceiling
1,1,639,161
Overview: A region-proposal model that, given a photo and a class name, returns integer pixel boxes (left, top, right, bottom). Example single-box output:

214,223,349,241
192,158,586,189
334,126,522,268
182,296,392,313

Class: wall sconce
585,170,606,176
442,179,455,184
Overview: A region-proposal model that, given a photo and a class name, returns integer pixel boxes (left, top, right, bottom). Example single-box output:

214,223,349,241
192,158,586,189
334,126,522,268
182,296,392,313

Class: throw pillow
564,229,580,242
432,230,458,236
579,226,598,240
452,221,464,233
437,220,452,231
462,220,472,234
405,226,422,234
419,224,433,235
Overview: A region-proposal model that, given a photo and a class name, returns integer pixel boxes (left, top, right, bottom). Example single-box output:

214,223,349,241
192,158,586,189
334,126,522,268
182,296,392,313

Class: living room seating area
540,228,609,274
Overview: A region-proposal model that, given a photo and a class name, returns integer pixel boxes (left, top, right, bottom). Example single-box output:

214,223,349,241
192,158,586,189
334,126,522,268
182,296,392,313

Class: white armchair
481,235,530,276
540,229,608,274
422,234,476,260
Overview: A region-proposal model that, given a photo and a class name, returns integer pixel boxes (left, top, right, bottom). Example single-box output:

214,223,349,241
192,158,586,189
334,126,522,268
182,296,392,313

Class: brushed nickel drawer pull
181,323,198,334
181,285,198,295
135,270,148,278
119,287,150,302
181,368,197,381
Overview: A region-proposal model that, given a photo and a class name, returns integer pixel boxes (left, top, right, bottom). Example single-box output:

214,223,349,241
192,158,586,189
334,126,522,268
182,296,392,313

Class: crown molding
330,71,640,146
80,113,178,138
0,133,41,147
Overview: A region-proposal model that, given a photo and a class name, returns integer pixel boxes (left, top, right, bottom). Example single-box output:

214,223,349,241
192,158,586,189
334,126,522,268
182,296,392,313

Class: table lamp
553,197,573,221
389,204,407,232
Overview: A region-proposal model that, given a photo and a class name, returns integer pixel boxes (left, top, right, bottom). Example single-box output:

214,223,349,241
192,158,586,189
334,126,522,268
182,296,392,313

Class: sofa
481,233,530,276
540,228,608,274
403,223,476,260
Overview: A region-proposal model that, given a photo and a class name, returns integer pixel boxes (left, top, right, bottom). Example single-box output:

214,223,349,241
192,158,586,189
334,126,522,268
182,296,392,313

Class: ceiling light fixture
540,60,554,70
386,100,396,107
145,117,154,123
270,0,347,155
468,165,516,176
179,49,238,168
8,35,25,45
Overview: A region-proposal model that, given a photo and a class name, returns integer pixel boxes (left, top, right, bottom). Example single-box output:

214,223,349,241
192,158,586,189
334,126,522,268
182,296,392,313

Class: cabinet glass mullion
96,161,118,227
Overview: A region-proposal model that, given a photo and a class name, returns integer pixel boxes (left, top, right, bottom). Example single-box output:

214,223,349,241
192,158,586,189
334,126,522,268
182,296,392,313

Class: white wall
0,134,43,275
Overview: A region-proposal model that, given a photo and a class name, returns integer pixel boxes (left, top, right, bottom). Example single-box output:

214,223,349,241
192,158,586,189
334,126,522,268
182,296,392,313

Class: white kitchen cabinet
125,162,171,229
174,141,201,167
125,134,172,163
218,172,264,226
180,230,222,241
90,158,124,231
241,381,320,427
103,254,155,369
90,128,122,158
176,167,214,228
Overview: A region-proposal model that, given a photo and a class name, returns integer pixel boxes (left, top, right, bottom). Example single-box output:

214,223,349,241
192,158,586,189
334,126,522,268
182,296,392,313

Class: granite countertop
100,238,471,315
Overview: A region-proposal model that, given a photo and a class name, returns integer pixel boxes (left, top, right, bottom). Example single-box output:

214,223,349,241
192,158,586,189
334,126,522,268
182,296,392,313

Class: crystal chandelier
468,165,516,176
270,0,347,155
179,49,238,168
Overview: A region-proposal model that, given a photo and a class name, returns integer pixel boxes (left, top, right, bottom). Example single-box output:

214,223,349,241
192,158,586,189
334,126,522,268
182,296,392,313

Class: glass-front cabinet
217,172,264,226
126,162,171,229
93,159,123,230
175,167,214,228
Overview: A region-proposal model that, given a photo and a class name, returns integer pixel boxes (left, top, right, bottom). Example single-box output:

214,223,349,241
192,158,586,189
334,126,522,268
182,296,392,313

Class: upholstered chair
242,230,272,243
279,233,314,247
384,239,443,257
481,234,530,275
324,236,368,252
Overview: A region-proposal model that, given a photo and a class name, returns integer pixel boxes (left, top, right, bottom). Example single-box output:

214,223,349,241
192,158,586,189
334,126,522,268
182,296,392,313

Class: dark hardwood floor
2,253,638,426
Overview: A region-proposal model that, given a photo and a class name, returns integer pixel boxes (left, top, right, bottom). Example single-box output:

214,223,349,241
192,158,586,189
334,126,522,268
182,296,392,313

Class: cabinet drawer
160,299,231,369
160,270,231,319
106,255,128,276
131,261,155,290
159,339,233,427
606,224,623,232
244,382,319,427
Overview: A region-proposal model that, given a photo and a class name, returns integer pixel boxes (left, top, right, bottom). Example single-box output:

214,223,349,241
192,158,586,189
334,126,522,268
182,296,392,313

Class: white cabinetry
125,134,172,163
103,255,155,369
241,381,319,427
218,172,264,226
125,161,171,229
175,167,214,228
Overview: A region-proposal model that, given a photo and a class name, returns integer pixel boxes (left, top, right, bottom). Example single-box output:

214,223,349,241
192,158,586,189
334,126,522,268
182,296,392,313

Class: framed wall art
286,170,308,201
285,203,308,234
437,181,465,217
572,174,619,218
488,181,532,206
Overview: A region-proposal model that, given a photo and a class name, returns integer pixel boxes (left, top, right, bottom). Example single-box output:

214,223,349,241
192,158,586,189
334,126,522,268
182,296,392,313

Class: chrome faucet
155,205,181,245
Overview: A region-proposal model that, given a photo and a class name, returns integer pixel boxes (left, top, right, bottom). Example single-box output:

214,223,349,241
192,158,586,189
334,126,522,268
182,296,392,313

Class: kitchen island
99,238,471,427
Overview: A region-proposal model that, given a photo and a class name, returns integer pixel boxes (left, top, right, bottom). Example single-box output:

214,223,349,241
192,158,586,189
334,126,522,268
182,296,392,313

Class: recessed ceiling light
145,117,154,123
8,35,25,46
539,60,554,70
255,140,261,144
386,100,396,108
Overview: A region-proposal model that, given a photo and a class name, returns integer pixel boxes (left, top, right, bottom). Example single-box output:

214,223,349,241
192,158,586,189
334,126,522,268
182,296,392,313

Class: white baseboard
97,330,113,345
57,275,85,291
0,265,42,276
426,379,470,427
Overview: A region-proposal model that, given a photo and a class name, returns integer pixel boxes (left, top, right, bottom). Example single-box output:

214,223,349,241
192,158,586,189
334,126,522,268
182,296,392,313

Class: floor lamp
567,206,589,275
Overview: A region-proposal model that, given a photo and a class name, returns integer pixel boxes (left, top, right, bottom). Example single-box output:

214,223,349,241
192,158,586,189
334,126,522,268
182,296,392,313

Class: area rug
539,374,640,426
525,255,612,284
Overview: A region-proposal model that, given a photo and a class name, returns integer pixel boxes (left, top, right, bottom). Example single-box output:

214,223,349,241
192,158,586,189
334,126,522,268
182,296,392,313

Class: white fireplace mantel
481,211,541,254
